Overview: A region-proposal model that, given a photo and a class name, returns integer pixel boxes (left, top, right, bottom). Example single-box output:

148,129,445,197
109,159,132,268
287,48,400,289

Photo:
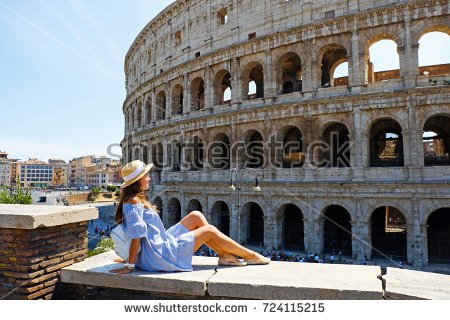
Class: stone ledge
0,204,98,229
60,251,384,299
60,251,216,297
210,261,382,300
383,267,450,300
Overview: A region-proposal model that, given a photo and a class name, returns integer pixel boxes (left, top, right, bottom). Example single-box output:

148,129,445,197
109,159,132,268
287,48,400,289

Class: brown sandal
245,253,271,265
218,259,247,266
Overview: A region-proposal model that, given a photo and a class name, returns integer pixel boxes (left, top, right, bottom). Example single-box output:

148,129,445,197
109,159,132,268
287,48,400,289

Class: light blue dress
123,203,195,272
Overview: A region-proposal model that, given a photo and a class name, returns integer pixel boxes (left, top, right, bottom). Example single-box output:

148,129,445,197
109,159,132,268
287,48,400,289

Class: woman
110,160,270,274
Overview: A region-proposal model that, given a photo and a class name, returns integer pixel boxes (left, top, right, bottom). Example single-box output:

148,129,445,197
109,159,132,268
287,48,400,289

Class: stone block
60,251,217,297
383,267,450,300
208,261,382,300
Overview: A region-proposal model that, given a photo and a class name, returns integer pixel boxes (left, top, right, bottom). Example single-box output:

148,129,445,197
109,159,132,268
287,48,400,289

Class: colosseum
121,0,450,268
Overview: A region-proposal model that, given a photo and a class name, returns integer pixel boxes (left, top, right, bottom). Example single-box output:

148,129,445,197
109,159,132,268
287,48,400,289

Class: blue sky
0,0,175,162
0,1,448,162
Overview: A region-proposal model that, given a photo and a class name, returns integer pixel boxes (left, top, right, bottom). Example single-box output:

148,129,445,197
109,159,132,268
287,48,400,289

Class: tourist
330,254,334,264
110,160,270,275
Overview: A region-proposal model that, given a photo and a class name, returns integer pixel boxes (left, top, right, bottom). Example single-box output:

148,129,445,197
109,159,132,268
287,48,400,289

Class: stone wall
0,222,87,299
0,204,98,299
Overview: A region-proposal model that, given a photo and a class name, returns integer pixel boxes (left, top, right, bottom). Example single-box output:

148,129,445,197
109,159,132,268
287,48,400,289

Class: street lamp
228,168,261,244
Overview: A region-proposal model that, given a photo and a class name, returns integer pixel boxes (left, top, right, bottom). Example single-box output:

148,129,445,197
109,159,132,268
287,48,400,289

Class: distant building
19,159,53,188
10,161,20,187
68,155,121,187
85,161,121,187
92,156,112,165
0,151,11,187
68,155,94,187
49,159,68,187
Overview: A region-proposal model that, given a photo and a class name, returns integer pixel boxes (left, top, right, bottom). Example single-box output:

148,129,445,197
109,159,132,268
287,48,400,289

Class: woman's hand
114,258,127,263
109,267,134,274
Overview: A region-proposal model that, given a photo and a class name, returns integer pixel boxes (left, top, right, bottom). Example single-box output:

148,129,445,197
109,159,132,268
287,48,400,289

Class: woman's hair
115,178,159,224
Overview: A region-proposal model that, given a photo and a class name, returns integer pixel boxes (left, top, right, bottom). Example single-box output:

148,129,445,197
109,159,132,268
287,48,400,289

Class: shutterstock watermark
113,130,352,170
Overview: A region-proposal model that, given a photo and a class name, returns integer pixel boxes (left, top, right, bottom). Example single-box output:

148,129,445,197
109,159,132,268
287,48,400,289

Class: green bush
87,237,115,257
107,185,117,193
0,186,32,204
114,189,120,197
103,193,112,199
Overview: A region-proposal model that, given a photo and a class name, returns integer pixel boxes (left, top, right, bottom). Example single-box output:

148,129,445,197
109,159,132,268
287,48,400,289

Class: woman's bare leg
179,211,237,260
192,224,262,260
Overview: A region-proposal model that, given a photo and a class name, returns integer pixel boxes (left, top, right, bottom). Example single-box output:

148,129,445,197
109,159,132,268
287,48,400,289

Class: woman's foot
244,251,271,265
218,253,247,267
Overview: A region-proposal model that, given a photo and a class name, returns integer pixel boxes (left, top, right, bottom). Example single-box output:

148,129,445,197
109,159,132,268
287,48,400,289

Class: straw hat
120,160,153,189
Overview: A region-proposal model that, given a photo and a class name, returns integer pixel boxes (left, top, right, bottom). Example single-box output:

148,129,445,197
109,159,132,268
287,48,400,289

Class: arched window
319,45,348,87
366,38,400,83
369,119,404,167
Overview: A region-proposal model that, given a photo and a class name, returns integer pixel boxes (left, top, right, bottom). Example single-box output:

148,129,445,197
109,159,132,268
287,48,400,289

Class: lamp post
228,168,261,244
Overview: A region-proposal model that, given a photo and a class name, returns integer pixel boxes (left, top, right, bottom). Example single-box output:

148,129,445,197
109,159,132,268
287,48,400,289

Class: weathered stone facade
121,0,450,267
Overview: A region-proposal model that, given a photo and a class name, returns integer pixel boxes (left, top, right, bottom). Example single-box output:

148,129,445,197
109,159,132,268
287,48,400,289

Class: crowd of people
94,224,112,237
194,245,346,264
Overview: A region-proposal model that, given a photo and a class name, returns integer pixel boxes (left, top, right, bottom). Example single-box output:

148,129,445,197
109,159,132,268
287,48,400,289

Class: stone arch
136,100,142,128
276,125,304,168
423,114,450,166
211,200,230,236
171,84,184,115
186,135,204,171
427,207,450,262
127,145,132,163
369,118,404,167
152,142,164,170
209,132,230,170
315,200,356,222
364,34,401,83
317,43,348,88
241,61,264,100
240,201,265,245
370,206,408,259
187,199,203,213
142,145,149,164
156,90,166,120
168,139,182,172
190,77,205,111
321,205,353,255
152,196,163,219
145,95,152,124
167,197,182,227
213,69,232,106
134,146,140,161
320,122,351,168
126,108,132,132
413,24,450,46
242,129,264,168
277,52,303,94
276,203,305,250
422,202,450,226
417,28,450,76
